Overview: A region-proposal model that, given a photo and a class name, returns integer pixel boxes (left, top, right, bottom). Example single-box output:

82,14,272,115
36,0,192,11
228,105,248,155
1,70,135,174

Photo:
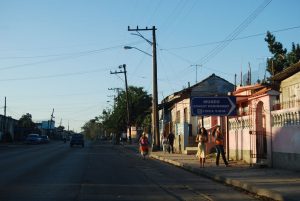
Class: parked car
25,134,42,144
70,134,84,147
40,135,50,143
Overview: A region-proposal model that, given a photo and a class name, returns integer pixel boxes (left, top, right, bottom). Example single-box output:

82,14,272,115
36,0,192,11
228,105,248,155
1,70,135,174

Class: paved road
0,141,267,201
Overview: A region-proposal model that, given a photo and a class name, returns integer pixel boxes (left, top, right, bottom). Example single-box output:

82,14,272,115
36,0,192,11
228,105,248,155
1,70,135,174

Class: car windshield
28,134,39,138
72,135,83,139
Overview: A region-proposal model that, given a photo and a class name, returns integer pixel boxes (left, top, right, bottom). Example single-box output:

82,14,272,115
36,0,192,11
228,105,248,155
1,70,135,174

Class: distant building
0,115,18,141
159,73,235,154
37,121,55,130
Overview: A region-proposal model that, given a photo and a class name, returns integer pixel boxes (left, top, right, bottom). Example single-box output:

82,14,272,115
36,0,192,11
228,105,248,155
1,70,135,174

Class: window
176,111,180,123
183,108,188,123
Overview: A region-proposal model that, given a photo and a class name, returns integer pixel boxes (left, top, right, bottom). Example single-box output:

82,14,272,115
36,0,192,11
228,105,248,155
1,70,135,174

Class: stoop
184,147,198,155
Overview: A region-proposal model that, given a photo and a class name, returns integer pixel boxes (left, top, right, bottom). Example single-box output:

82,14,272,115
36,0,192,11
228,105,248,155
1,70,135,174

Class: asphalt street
0,141,267,201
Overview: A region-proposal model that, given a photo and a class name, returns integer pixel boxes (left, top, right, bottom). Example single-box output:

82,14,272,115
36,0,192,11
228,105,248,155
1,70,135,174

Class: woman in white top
196,127,208,168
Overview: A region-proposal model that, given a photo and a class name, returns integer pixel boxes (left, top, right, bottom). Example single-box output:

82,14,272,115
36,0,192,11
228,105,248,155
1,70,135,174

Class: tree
17,113,38,138
287,43,300,65
18,113,35,129
264,31,287,76
81,117,102,140
83,86,152,143
265,32,300,78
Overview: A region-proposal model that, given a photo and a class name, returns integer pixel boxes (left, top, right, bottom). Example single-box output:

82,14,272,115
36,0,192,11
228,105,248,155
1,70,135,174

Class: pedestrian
213,126,229,167
196,127,208,168
167,131,175,153
161,133,169,153
139,132,149,159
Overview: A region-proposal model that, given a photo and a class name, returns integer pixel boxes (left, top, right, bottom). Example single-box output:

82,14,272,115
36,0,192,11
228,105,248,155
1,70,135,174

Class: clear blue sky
0,0,299,132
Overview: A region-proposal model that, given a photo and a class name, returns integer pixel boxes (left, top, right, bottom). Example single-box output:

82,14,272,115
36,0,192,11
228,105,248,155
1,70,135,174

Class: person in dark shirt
167,131,175,153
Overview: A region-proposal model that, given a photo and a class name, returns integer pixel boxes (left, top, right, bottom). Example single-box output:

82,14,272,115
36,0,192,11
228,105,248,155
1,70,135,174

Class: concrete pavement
123,143,300,201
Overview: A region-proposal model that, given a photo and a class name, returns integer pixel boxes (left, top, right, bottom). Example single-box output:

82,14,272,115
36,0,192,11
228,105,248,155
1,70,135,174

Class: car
25,134,42,144
70,134,84,147
40,135,50,143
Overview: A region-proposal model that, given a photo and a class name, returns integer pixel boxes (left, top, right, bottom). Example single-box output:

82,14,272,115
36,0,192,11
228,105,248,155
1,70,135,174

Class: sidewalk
123,144,300,201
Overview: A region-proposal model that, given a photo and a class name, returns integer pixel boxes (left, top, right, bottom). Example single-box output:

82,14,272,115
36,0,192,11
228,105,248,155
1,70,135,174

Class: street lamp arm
130,32,153,45
123,46,152,57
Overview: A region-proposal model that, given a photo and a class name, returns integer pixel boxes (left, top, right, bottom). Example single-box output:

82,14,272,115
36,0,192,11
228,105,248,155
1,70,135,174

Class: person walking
213,126,229,167
167,131,175,153
161,133,169,153
196,127,208,168
139,132,149,159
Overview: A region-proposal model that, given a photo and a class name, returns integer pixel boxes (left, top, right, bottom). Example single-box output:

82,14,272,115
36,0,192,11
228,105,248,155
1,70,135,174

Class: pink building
229,62,300,171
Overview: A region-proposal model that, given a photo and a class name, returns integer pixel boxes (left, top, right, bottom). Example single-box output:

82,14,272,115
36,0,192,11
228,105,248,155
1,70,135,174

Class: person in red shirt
213,126,229,167
139,132,149,159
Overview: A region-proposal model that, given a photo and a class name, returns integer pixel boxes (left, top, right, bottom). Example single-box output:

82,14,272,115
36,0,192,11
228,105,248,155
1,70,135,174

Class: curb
150,154,284,201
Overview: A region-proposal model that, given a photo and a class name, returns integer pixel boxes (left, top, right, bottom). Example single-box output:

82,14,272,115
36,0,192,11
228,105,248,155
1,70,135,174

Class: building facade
160,74,235,153
228,62,300,171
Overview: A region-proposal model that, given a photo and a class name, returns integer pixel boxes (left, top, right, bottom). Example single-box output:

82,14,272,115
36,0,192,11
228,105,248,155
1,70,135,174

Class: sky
0,0,299,132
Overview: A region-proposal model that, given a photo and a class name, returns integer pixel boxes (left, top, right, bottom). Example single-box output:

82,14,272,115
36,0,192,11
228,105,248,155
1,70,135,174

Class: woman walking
196,127,208,168
213,126,229,167
139,132,149,159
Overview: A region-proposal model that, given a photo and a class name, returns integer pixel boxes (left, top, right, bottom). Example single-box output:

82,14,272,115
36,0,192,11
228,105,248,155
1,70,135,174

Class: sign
191,96,237,116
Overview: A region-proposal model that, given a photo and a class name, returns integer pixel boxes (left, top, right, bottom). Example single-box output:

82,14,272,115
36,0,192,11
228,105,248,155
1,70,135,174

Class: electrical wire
162,25,300,51
0,67,110,82
196,0,272,65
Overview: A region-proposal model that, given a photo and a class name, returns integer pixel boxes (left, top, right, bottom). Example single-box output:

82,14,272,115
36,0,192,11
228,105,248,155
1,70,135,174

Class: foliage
265,31,300,78
18,113,35,129
57,125,65,131
83,86,152,140
81,117,102,140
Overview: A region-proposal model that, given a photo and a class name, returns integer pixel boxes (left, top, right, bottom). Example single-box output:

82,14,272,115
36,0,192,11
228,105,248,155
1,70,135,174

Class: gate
249,130,267,164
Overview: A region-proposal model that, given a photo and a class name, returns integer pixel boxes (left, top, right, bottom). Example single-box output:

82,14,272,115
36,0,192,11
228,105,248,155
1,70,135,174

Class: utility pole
4,97,6,117
108,87,122,107
110,64,131,143
190,64,202,84
3,97,7,140
108,87,122,97
128,26,160,149
234,74,237,91
48,109,54,137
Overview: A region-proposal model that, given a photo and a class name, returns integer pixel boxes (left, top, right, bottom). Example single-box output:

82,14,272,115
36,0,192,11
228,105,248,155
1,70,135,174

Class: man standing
167,131,175,153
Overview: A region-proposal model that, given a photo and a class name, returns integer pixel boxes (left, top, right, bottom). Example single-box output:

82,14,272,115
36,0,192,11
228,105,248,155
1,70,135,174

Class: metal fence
249,130,267,162
272,99,300,111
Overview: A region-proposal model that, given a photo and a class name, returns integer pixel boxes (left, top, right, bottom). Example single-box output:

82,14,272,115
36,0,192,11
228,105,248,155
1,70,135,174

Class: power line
0,67,110,82
0,41,144,71
0,40,144,59
161,25,300,51
196,0,272,65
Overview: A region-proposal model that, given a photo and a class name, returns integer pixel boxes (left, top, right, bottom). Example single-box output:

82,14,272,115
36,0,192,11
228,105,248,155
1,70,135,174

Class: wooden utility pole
3,97,7,140
108,87,122,107
48,109,54,137
128,26,160,149
110,64,131,143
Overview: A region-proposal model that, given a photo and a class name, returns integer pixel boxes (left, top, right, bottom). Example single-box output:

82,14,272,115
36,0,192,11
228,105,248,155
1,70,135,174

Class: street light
124,46,152,57
124,32,160,150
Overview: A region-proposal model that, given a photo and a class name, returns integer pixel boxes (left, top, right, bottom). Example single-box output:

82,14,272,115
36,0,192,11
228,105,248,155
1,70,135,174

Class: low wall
272,152,300,171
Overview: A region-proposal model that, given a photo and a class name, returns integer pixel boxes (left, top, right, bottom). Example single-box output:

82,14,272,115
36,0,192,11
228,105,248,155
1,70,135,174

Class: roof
233,83,277,103
272,61,300,81
233,84,266,95
161,73,235,107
